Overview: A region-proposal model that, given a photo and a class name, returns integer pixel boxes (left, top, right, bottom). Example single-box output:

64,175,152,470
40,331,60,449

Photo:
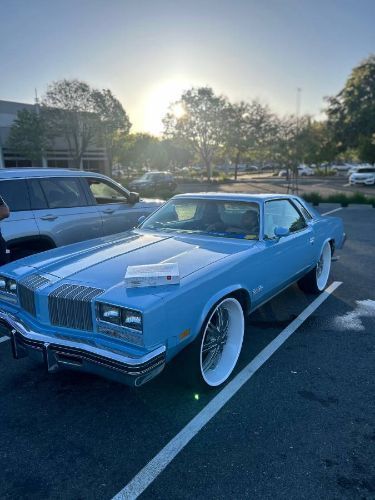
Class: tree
326,54,375,162
224,100,276,179
161,138,194,171
120,133,166,172
163,87,228,180
92,89,131,174
6,108,48,164
42,79,100,169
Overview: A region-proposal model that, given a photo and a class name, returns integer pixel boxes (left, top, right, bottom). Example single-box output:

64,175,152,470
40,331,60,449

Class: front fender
197,284,248,338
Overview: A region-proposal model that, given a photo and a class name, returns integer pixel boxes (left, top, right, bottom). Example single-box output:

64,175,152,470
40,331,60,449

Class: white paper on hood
125,263,180,288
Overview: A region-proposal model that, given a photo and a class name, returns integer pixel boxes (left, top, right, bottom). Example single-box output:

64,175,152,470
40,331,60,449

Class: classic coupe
0,193,345,388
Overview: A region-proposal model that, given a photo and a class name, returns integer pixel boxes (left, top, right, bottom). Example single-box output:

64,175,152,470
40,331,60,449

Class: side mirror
128,192,139,205
274,226,290,238
138,215,146,225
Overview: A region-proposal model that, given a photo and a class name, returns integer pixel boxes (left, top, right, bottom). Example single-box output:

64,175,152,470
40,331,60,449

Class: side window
86,178,128,205
294,199,313,221
39,177,88,209
28,179,48,210
264,200,306,239
0,179,31,211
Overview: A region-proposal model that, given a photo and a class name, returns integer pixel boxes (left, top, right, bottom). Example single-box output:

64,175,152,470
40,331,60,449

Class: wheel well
228,289,251,316
329,239,335,255
8,236,56,252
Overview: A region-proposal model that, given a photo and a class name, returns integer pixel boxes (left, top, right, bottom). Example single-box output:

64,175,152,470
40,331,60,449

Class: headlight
122,309,142,331
97,303,143,332
0,276,17,295
7,279,17,294
98,303,121,325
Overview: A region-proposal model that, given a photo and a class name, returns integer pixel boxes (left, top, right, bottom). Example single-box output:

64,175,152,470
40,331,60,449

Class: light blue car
0,193,345,388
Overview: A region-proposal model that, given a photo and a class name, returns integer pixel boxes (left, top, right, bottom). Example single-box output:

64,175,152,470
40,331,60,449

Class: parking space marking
322,207,343,216
0,336,9,344
113,281,342,500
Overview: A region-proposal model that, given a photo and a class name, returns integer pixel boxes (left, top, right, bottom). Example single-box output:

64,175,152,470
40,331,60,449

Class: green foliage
326,54,375,162
224,100,276,179
42,79,130,170
6,108,48,163
163,87,228,180
303,191,375,207
92,89,131,169
314,167,337,176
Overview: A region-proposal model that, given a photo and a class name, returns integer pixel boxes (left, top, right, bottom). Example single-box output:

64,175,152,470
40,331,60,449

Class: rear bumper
0,310,166,387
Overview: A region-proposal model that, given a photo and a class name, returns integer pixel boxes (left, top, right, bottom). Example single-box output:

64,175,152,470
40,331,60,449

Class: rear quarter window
0,179,31,211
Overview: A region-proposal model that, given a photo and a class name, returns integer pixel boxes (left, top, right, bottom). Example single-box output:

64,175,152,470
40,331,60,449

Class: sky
0,0,374,135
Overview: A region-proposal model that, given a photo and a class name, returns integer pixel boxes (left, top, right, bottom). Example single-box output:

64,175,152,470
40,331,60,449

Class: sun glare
142,79,189,136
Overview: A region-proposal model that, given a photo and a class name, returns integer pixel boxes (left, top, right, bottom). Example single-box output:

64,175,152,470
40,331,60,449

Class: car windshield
139,173,159,181
140,198,260,239
356,168,375,173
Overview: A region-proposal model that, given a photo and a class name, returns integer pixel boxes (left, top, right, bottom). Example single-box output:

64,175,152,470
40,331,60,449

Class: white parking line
322,207,343,216
113,281,342,500
0,336,9,344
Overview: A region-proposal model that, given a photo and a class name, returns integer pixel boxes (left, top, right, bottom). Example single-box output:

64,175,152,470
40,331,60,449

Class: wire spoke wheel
200,297,244,387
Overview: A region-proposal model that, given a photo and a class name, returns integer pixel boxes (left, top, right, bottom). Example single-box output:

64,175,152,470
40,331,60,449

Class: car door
82,176,143,236
30,177,104,246
259,198,316,300
0,178,40,245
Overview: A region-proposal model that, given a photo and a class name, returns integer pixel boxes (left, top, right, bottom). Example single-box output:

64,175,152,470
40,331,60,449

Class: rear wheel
298,241,332,294
181,297,245,389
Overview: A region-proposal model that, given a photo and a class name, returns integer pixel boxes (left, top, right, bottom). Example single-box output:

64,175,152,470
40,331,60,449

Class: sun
142,79,189,136
171,102,186,119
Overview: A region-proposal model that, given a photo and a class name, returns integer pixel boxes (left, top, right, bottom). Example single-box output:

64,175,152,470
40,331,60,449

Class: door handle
41,214,58,221
103,208,115,214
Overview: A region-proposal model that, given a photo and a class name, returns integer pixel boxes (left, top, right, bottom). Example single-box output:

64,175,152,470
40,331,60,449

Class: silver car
0,168,163,261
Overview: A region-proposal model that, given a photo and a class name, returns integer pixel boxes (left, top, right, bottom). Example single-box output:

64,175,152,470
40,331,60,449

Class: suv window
264,199,306,239
0,179,31,211
28,179,48,210
86,178,128,205
39,177,88,209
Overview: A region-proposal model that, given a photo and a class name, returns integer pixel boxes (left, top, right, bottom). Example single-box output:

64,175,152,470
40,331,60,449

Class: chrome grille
18,274,51,317
49,284,103,331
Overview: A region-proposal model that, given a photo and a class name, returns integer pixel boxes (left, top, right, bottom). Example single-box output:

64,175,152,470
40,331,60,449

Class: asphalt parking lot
0,206,374,500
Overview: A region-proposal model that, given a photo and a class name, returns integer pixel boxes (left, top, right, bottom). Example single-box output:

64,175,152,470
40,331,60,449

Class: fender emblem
252,285,264,295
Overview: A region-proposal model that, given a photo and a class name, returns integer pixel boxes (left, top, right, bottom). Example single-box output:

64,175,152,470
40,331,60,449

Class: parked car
0,193,345,388
0,168,163,261
297,165,314,176
349,167,375,186
330,163,351,173
129,172,177,193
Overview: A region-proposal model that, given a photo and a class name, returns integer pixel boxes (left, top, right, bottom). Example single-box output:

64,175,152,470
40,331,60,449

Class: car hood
10,230,252,289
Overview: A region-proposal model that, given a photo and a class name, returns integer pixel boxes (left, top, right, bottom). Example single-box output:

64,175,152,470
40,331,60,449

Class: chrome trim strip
0,310,165,368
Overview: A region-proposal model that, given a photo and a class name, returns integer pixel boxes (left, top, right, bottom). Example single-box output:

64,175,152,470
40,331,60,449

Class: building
0,99,108,173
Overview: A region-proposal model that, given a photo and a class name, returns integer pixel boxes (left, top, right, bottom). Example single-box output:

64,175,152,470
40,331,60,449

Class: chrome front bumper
0,311,166,387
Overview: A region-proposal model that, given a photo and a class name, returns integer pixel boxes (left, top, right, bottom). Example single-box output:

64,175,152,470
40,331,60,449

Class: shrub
302,192,375,207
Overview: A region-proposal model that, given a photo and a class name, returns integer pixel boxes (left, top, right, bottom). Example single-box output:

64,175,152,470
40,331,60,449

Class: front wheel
298,241,332,294
181,297,245,389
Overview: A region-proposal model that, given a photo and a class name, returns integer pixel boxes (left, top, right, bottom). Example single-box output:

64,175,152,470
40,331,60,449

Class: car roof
0,168,109,180
172,192,297,203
